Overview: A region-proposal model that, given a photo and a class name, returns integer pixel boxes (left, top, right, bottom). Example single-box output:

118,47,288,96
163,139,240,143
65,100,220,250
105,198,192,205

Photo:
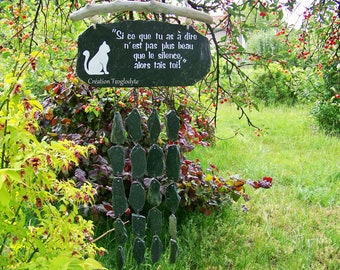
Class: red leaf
51,118,57,126
61,118,72,125
262,176,273,183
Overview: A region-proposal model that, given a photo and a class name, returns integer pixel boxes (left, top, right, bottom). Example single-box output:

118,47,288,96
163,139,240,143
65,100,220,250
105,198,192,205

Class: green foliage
289,68,323,103
0,1,105,268
249,64,297,105
0,0,84,93
312,99,340,135
0,89,104,268
311,63,340,135
284,1,339,133
247,29,295,65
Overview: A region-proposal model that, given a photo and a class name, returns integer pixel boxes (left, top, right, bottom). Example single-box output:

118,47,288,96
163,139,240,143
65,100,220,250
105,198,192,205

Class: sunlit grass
181,104,340,269
97,104,340,269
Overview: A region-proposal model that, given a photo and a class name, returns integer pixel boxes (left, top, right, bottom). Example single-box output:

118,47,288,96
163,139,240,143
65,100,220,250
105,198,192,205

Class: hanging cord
132,87,139,108
184,0,193,29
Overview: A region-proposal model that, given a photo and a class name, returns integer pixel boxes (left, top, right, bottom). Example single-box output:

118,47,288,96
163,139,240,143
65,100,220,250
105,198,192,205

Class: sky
283,0,314,28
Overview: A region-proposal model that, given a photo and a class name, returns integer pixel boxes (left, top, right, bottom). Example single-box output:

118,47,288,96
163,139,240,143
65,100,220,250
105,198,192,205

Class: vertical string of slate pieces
165,110,181,264
146,109,164,264
108,111,128,270
125,108,147,266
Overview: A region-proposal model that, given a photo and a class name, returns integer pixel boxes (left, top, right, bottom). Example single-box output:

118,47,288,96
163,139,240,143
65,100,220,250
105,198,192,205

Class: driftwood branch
70,0,214,24
90,220,129,244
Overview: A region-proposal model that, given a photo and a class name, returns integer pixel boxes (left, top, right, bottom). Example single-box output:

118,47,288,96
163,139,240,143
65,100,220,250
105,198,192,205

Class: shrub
0,84,105,268
311,63,340,135
290,68,323,103
249,64,297,105
38,71,272,221
312,99,340,135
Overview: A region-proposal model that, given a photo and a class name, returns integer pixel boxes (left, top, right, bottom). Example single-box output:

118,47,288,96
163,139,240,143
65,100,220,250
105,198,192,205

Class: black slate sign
76,21,211,87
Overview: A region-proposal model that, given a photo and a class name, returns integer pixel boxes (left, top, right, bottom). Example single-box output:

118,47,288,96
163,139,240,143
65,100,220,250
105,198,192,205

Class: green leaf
49,256,82,270
0,182,10,208
227,7,237,16
278,10,284,20
231,191,241,201
81,258,106,270
67,259,86,270
1,51,11,59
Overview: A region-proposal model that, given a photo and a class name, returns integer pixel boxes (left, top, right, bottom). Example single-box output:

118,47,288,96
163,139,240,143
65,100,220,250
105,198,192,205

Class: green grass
96,104,340,269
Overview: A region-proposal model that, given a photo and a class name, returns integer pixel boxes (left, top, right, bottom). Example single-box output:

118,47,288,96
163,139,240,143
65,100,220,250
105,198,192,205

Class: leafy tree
311,62,340,135
205,0,338,131
0,1,105,268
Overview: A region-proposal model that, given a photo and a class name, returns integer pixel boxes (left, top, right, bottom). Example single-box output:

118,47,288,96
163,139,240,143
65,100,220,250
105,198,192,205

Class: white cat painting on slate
83,41,110,75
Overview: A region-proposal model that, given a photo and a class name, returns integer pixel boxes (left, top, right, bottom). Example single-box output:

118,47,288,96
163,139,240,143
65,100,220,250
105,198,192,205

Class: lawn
97,104,340,269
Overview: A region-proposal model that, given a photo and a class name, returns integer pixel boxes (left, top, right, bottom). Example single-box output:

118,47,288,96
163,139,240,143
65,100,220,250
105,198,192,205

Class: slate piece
116,245,125,270
166,110,180,142
147,207,162,235
165,182,180,214
110,111,126,145
147,179,162,207
169,239,178,264
132,213,146,238
147,144,164,178
108,145,125,175
114,218,127,245
166,145,181,181
147,109,161,142
151,235,163,264
112,177,127,217
131,144,146,179
126,108,143,142
168,213,177,240
128,181,146,214
133,237,146,265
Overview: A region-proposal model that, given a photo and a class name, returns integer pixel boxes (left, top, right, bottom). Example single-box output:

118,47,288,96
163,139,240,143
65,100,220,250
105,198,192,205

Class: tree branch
91,220,129,244
70,0,214,24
